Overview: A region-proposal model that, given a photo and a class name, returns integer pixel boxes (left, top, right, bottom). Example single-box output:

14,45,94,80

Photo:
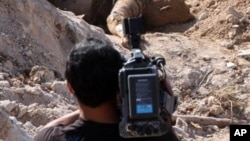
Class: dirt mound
0,0,108,77
0,0,250,141
162,0,250,45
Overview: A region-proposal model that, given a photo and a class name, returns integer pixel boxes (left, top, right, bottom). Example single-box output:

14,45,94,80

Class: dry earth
0,0,250,141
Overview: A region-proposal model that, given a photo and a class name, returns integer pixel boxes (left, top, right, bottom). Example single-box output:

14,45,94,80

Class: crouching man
34,37,179,141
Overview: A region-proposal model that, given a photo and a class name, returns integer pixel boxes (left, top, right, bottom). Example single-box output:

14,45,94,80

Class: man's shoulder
33,119,85,141
33,126,64,141
33,119,121,141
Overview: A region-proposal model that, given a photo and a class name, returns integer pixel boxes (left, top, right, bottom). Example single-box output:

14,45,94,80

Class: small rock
244,106,250,121
197,102,209,113
51,80,68,95
12,87,26,95
228,31,236,39
206,96,217,106
23,121,35,130
30,109,43,117
3,60,13,71
11,78,23,88
23,49,32,57
211,75,229,88
227,6,244,20
0,75,4,80
198,12,209,21
180,68,202,89
232,24,239,28
24,85,43,95
220,40,234,49
47,102,56,108
226,14,240,24
207,127,213,133
198,86,210,96
0,100,18,113
209,105,223,116
240,16,250,24
226,62,237,69
214,67,227,74
202,55,211,61
211,125,219,132
28,103,39,111
17,105,28,118
206,0,216,8
0,80,10,87
237,49,250,59
0,72,9,80
247,7,250,15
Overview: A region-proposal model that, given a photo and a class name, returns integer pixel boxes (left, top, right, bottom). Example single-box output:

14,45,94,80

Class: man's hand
121,36,130,49
160,77,174,96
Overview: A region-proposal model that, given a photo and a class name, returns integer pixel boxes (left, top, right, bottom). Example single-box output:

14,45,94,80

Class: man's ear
66,81,75,95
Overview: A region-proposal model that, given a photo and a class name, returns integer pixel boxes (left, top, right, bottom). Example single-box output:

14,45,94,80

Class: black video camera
118,17,178,138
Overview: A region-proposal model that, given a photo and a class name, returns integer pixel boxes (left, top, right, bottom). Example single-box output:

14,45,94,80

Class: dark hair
65,38,124,108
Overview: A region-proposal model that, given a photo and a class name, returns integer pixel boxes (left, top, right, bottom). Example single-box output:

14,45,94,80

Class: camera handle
123,16,143,49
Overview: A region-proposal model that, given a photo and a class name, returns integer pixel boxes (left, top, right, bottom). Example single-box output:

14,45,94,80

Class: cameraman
34,37,179,141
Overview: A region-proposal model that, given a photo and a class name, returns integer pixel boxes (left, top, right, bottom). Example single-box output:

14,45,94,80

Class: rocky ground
0,0,250,141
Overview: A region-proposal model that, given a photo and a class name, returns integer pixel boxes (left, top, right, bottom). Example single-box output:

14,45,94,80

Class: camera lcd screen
128,73,158,118
136,103,153,114
135,84,153,114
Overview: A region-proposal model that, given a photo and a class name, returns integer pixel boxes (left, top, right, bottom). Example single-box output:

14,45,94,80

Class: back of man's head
65,37,124,108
